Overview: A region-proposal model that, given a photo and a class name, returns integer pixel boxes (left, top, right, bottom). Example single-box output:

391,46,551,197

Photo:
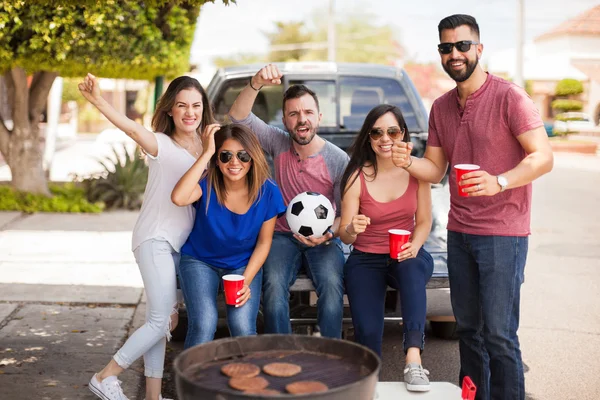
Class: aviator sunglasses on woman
369,127,405,141
219,150,252,163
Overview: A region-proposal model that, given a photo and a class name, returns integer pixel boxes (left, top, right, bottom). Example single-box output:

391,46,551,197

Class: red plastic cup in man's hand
223,274,245,306
454,164,480,197
389,229,411,259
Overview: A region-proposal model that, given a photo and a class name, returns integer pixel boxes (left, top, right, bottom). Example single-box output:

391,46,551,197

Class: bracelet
403,155,413,169
345,223,357,237
249,79,263,91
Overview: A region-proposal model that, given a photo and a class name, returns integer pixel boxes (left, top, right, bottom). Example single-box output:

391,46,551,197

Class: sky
190,0,599,84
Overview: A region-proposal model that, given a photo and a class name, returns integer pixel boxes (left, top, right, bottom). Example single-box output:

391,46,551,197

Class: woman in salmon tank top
339,104,434,393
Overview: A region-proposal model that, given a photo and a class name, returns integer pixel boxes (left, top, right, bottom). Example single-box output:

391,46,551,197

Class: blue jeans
344,248,433,357
447,231,528,400
178,254,262,349
262,232,345,338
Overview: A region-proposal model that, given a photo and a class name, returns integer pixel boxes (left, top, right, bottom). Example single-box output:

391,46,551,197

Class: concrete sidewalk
0,211,148,400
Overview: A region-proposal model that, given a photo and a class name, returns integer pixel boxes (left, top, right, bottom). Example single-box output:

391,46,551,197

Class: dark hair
204,124,271,210
438,14,480,41
151,76,215,137
341,104,410,195
282,84,320,113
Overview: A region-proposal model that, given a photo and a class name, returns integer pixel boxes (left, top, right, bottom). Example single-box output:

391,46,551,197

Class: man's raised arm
392,141,448,184
229,64,283,121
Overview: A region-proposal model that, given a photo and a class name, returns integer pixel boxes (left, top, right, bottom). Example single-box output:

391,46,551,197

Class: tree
0,0,231,195
266,22,314,62
305,11,403,64
213,53,266,69
213,10,403,68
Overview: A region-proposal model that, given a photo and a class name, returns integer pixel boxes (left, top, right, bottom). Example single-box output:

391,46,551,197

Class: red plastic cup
454,164,480,197
388,229,411,259
223,274,245,306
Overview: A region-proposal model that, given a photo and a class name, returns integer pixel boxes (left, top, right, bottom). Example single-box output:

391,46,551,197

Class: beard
287,122,317,146
443,56,479,83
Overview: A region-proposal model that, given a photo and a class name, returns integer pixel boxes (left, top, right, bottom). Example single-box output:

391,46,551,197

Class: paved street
0,152,599,399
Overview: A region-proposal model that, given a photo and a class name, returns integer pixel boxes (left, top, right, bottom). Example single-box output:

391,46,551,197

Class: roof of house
536,5,600,41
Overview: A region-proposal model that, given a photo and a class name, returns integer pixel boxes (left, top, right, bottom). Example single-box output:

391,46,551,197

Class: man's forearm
502,150,553,190
406,156,447,184
229,82,260,121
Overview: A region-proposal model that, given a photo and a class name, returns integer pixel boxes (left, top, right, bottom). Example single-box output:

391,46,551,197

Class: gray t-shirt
231,113,349,233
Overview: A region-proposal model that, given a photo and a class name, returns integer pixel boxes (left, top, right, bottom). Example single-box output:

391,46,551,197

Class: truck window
288,80,337,128
339,77,419,132
213,78,284,126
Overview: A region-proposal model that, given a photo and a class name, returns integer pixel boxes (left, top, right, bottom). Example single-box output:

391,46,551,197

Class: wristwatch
497,175,508,192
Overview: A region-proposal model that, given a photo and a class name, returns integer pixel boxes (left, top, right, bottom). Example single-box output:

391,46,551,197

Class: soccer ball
286,191,335,238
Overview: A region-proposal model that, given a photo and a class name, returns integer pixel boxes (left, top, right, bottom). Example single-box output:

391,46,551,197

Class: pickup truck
172,62,456,340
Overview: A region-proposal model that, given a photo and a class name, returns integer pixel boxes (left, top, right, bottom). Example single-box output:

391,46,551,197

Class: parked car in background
206,62,430,155
553,112,596,134
171,62,456,341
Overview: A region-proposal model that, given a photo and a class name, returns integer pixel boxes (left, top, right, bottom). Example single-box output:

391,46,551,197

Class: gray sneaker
89,374,129,400
403,363,430,392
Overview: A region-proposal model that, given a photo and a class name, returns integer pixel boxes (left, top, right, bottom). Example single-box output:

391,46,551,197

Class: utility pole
515,0,525,87
327,0,336,62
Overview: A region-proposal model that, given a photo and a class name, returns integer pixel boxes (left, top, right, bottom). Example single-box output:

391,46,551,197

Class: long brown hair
204,124,271,211
341,104,410,195
151,76,215,136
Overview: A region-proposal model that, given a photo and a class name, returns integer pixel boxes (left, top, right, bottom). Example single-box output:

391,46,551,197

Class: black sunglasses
218,150,251,163
369,127,405,141
437,40,479,55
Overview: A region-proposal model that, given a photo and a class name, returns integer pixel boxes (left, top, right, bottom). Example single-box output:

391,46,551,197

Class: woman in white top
79,73,219,400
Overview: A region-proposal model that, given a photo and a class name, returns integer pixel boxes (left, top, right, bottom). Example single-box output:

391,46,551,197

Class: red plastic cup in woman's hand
223,274,245,305
389,229,411,259
454,164,480,197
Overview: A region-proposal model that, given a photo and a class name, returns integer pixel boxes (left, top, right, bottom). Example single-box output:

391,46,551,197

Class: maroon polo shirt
427,73,543,236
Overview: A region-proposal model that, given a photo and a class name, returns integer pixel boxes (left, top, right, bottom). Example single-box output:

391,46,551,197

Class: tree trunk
0,67,58,196
6,129,49,195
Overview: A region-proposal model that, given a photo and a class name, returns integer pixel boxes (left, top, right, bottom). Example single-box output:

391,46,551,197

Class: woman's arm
397,179,432,261
339,171,370,245
235,216,278,307
78,73,159,156
171,124,220,206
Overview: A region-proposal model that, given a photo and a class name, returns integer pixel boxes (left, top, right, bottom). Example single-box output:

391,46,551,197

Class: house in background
488,5,600,124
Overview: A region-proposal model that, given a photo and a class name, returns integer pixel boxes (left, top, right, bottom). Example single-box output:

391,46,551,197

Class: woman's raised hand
78,73,102,105
201,123,221,157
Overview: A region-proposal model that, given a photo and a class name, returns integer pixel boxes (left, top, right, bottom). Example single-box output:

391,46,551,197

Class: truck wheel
430,321,458,340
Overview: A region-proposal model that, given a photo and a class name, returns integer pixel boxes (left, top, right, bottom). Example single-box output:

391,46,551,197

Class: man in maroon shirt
392,14,553,400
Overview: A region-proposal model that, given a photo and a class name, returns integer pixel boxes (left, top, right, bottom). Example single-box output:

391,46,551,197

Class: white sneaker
89,374,129,400
143,396,172,400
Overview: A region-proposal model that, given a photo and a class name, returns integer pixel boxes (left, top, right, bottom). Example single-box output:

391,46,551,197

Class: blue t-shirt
181,178,286,270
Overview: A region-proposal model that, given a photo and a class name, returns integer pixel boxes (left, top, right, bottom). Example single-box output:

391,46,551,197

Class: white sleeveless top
131,132,196,252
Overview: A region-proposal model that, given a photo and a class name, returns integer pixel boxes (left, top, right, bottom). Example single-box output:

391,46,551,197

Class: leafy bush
555,79,584,96
551,99,583,113
0,183,103,213
555,114,587,122
81,144,148,210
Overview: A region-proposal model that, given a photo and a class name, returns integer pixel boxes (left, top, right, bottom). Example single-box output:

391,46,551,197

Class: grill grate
184,350,371,395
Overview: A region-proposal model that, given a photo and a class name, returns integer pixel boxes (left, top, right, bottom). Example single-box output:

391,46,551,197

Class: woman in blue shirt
172,123,286,349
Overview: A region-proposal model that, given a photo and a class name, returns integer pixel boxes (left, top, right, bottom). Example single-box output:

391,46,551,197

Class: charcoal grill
174,334,380,399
